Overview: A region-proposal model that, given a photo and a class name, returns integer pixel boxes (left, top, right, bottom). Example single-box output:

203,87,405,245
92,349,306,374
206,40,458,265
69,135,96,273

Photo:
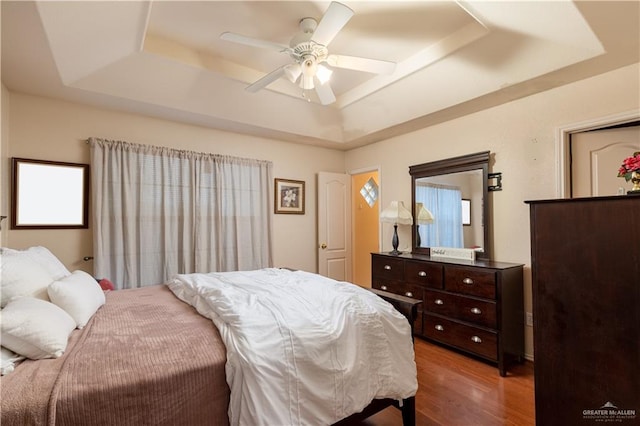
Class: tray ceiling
2,1,639,149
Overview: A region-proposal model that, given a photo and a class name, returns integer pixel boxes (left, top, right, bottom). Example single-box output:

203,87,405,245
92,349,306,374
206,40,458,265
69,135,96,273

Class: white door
317,172,351,281
571,126,640,197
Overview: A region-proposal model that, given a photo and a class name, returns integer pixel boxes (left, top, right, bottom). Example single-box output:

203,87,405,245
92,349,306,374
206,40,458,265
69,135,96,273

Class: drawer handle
418,271,427,277
434,299,444,305
463,277,474,285
380,285,388,291
471,307,482,315
384,265,392,270
471,336,482,343
405,292,413,298
435,325,444,331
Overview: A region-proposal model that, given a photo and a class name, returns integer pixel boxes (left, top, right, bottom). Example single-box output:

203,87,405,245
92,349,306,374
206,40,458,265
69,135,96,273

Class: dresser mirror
409,151,490,260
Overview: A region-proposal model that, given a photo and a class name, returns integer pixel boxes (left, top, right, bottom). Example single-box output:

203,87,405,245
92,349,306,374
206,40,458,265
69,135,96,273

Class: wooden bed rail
332,397,416,426
368,288,422,336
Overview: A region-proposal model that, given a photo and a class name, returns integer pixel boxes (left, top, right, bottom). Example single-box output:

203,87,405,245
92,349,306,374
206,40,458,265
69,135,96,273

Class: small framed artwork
275,178,305,214
11,157,90,229
461,199,471,226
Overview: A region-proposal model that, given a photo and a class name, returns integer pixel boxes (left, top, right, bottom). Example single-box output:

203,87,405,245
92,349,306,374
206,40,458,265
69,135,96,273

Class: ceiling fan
220,1,396,105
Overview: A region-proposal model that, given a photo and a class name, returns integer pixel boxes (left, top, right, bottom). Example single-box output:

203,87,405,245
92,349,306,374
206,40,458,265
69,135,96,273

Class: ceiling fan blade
220,32,289,53
314,78,336,105
326,54,396,74
311,2,354,46
246,66,287,93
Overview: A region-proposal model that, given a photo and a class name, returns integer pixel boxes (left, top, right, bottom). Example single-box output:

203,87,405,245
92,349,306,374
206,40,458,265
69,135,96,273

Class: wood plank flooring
351,337,535,426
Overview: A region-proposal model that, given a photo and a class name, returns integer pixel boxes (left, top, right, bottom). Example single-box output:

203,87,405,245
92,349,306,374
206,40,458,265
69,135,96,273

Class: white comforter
168,268,418,426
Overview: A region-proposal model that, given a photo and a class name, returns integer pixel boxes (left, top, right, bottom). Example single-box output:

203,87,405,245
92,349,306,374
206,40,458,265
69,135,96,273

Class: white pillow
48,270,105,328
1,346,25,375
24,246,71,281
0,251,54,308
1,297,76,359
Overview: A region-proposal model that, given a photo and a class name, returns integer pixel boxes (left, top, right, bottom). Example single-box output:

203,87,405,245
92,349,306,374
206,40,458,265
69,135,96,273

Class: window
359,177,379,207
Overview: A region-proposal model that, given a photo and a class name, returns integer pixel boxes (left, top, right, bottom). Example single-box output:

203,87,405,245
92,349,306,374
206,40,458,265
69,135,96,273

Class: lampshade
380,201,413,225
316,64,333,85
286,54,332,90
298,75,312,90
415,202,435,224
284,63,302,83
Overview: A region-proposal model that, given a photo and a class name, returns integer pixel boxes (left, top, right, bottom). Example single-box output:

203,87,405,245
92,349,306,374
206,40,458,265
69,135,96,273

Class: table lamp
415,202,435,247
380,201,413,255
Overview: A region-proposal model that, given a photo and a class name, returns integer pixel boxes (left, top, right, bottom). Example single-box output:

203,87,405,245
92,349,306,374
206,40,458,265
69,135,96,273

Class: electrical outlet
526,312,533,326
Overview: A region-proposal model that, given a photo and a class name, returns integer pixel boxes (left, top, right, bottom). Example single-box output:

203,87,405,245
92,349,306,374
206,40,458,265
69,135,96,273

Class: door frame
555,109,640,198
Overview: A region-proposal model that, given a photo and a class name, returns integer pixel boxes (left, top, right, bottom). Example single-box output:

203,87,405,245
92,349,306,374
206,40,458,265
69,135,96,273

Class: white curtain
416,183,464,248
90,138,273,289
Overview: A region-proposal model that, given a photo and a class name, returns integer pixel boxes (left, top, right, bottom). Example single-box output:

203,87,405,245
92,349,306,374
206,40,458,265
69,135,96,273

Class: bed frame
333,288,422,426
1,276,422,426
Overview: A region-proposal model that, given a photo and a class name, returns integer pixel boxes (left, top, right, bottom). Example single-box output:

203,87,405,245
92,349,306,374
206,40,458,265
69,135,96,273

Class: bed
1,247,419,425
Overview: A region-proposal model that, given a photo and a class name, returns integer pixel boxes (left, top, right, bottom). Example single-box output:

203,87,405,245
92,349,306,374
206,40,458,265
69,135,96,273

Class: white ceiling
2,1,639,150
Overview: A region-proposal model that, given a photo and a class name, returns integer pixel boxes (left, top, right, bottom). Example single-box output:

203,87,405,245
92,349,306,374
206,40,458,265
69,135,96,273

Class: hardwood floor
353,337,535,426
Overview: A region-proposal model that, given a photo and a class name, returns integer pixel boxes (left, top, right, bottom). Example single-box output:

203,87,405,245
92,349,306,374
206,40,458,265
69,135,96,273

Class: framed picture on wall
274,178,305,214
11,157,90,229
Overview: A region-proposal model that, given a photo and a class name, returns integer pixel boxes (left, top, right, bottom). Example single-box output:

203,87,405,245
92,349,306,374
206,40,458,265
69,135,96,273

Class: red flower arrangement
617,151,640,181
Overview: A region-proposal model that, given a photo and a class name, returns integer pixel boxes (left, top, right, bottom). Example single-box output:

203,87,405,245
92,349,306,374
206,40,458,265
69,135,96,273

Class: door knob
320,243,327,249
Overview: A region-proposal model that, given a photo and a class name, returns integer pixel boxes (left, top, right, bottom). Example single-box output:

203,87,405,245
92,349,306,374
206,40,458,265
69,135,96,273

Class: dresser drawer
425,290,496,328
424,314,497,361
444,266,496,299
371,255,404,281
373,280,423,300
405,260,443,289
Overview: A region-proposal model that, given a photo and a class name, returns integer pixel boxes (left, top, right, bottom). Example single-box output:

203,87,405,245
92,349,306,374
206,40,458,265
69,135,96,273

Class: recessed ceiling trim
143,33,308,101
37,1,152,85
137,1,153,52
335,20,490,108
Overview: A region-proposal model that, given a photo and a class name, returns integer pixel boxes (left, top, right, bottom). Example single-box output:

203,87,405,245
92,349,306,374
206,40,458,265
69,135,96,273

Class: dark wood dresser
527,196,640,425
371,252,524,376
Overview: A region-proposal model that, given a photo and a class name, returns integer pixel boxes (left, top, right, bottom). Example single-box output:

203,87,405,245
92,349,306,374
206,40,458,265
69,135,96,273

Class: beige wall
3,93,344,274
345,62,640,360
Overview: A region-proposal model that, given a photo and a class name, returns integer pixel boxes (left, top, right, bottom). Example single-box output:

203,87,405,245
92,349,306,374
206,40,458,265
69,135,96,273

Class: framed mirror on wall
11,158,90,229
409,151,491,260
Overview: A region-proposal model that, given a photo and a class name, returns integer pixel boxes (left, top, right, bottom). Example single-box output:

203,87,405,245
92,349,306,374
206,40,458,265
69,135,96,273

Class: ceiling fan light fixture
316,64,333,85
284,63,302,83
300,74,315,90
299,56,317,89
301,55,317,77
222,1,393,106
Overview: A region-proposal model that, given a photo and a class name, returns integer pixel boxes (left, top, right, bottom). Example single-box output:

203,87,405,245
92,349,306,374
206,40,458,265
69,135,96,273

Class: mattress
0,285,230,426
